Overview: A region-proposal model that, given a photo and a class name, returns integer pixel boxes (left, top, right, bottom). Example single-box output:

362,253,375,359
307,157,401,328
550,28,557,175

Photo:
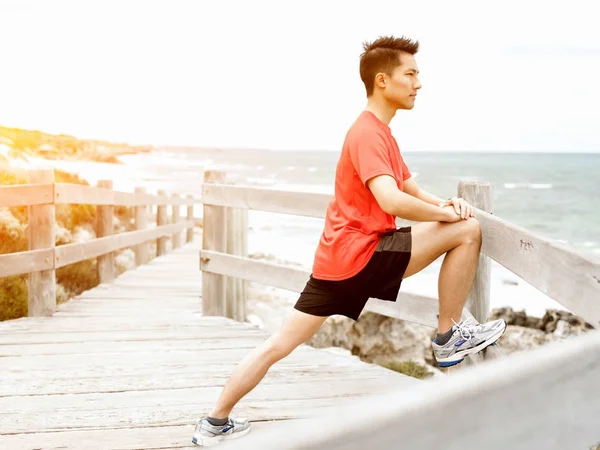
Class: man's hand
442,197,475,220
440,205,462,223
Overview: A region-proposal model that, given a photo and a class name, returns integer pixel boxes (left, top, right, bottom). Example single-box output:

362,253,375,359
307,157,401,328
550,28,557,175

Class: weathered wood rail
200,170,600,329
0,168,198,316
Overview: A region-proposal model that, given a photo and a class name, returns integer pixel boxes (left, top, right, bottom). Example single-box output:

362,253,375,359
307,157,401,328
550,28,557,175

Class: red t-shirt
312,110,412,280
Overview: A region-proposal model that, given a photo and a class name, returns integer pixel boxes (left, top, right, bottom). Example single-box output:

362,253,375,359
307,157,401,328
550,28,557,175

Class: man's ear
374,72,386,89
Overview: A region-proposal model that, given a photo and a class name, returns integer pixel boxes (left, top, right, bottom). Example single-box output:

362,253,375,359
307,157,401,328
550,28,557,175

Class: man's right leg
402,217,483,330
209,309,327,420
401,218,506,366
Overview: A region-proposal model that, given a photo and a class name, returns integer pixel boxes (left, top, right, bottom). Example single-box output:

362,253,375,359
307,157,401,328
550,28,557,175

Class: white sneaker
192,416,252,447
432,317,507,367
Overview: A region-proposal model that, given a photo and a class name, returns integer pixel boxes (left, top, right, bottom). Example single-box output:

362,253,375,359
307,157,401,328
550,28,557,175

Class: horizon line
157,145,600,154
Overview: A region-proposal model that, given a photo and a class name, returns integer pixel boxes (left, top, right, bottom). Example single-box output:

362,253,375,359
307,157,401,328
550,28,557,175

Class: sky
0,0,599,152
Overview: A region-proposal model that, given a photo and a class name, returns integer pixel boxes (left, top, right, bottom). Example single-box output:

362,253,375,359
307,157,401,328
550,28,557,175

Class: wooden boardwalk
0,240,418,449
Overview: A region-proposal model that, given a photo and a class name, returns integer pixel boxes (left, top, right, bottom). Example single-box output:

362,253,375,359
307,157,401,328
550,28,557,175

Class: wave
270,183,333,195
246,177,278,186
504,182,553,189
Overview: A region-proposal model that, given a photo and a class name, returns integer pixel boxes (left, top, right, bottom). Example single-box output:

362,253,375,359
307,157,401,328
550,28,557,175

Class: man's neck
364,97,397,125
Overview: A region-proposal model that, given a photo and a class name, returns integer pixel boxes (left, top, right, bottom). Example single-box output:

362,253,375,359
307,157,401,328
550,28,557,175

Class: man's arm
402,176,475,220
403,177,447,207
367,175,459,222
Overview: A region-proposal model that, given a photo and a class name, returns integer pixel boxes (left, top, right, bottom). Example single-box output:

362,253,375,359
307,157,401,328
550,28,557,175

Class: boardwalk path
0,241,417,449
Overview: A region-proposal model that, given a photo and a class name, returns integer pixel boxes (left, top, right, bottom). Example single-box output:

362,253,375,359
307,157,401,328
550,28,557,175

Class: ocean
42,148,600,318
131,148,600,256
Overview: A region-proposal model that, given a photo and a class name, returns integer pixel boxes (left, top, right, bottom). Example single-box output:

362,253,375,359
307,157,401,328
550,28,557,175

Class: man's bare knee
262,332,299,363
461,217,482,246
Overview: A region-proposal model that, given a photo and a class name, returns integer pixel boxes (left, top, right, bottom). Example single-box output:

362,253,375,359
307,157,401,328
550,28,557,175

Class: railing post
226,207,237,320
226,204,249,322
458,181,493,323
223,179,249,322
156,189,168,257
186,195,194,243
27,168,56,317
97,180,115,283
134,187,148,266
171,193,181,249
202,170,227,316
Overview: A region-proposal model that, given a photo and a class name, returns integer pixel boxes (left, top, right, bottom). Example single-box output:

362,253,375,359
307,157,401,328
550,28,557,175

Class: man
192,35,507,446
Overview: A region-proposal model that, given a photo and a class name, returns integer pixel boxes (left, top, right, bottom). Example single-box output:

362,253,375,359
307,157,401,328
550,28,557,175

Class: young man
192,35,507,446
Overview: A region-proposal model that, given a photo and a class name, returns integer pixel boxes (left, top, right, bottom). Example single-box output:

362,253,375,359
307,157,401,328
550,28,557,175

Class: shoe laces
452,318,482,340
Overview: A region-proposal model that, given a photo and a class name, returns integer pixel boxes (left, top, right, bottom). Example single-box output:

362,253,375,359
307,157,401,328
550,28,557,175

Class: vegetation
0,125,152,162
383,360,434,379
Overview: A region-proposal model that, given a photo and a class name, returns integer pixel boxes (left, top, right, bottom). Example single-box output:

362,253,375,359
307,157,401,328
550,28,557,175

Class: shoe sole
437,321,507,367
192,424,251,446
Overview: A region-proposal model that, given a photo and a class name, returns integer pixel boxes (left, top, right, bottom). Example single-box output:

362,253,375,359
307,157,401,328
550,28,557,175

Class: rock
72,224,95,242
490,307,593,336
489,307,543,329
496,325,560,354
115,249,135,274
307,312,436,367
55,226,73,245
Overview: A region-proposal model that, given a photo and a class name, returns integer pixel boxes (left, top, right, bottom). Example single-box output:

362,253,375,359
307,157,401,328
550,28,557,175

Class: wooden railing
198,168,600,447
0,168,200,317
199,169,600,332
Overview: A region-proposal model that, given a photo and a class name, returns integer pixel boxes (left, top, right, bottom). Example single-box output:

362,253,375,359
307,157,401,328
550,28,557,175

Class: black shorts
294,226,412,321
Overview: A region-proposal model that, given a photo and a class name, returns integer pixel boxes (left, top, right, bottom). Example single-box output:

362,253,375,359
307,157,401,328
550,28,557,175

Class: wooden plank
157,189,168,256
186,194,194,243
478,210,600,327
0,424,196,450
134,186,149,266
459,181,493,323
0,354,369,380
172,193,182,249
240,327,600,450
0,420,296,450
0,248,54,278
54,183,146,206
153,193,197,206
96,179,115,283
226,207,248,321
0,376,412,415
0,183,53,207
0,342,372,372
201,250,448,328
0,316,236,334
27,169,56,317
0,330,265,347
201,249,310,292
0,337,267,357
0,394,405,435
202,170,227,316
203,183,330,218
55,221,194,268
0,365,401,397
54,183,198,206
0,361,370,392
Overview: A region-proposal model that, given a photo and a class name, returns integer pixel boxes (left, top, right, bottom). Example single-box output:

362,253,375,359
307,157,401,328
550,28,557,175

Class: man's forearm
388,190,450,222
415,188,447,207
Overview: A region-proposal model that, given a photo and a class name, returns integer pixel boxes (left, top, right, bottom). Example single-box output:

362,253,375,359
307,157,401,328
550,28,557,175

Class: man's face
381,53,422,110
